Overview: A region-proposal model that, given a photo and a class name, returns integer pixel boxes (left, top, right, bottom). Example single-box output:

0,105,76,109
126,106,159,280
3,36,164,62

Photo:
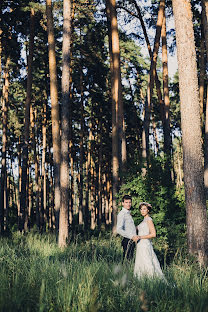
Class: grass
0,232,208,312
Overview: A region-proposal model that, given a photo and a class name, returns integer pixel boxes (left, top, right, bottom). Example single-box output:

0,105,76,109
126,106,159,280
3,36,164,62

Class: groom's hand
132,235,139,242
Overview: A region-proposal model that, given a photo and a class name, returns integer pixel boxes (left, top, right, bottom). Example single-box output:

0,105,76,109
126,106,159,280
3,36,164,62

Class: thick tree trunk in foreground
20,8,35,232
172,0,208,265
46,0,61,231
58,0,71,248
202,1,208,198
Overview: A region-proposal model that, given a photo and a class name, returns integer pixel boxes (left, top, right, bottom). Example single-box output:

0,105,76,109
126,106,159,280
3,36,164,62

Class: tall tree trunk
69,148,74,226
42,100,47,230
58,0,71,248
31,106,40,230
46,0,61,231
24,165,30,231
0,57,10,234
78,64,84,225
152,116,159,154
27,167,32,229
162,12,172,183
202,1,208,198
17,139,21,221
49,160,55,229
0,27,2,88
20,8,35,232
172,0,208,265
141,95,149,175
106,0,124,233
98,114,103,228
204,88,208,197
147,0,165,150
90,122,96,230
84,122,93,231
69,0,75,227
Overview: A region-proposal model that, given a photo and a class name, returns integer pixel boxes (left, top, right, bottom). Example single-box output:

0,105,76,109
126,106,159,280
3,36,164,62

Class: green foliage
119,156,186,261
0,233,208,312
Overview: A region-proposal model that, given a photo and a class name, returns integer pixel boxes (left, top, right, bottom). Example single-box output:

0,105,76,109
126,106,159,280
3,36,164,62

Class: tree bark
46,0,61,231
78,63,84,225
0,57,10,234
58,0,71,248
42,100,47,230
20,8,35,232
90,122,96,230
98,114,103,228
147,0,165,135
69,0,75,228
84,121,93,230
202,1,208,198
172,0,208,265
17,138,21,221
162,12,172,183
30,106,41,230
106,0,124,233
141,95,149,175
0,27,2,88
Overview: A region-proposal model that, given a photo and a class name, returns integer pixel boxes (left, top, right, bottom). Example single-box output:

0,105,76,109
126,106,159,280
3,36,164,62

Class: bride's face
140,205,149,217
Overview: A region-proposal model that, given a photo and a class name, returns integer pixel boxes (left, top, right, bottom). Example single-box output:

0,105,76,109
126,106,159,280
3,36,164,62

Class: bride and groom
116,195,165,279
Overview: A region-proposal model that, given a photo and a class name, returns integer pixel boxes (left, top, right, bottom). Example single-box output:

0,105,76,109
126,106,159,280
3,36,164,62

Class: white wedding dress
134,216,165,279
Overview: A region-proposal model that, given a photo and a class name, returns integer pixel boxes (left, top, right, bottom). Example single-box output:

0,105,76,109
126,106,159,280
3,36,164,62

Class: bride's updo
139,202,152,212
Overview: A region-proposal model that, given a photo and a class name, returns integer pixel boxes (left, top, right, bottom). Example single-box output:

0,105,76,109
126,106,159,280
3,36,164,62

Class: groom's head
122,195,132,210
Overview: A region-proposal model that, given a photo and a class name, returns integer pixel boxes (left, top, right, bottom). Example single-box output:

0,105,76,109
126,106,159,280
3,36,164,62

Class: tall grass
0,232,207,312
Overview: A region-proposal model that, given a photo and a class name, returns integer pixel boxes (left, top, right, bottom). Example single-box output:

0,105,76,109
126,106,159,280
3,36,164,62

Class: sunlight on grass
0,233,208,312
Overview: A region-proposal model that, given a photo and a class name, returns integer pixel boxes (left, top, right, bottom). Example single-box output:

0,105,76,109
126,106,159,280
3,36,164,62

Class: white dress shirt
116,208,136,239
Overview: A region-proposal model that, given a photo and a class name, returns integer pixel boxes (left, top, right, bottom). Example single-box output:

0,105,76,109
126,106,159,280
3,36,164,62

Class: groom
116,195,139,261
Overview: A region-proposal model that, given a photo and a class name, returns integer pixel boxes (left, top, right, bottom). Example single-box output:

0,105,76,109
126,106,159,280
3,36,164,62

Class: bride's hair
139,202,152,212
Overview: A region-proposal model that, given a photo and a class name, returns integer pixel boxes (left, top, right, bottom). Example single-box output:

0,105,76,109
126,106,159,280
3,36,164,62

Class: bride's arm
138,219,156,239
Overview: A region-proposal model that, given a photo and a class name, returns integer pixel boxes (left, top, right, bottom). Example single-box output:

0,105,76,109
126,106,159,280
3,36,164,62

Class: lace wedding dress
134,216,165,279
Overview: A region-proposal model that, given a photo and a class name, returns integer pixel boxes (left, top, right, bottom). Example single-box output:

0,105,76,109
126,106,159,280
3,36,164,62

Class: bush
118,156,186,262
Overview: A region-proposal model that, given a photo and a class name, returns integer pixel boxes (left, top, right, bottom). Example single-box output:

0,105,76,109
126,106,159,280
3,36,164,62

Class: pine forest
0,0,208,311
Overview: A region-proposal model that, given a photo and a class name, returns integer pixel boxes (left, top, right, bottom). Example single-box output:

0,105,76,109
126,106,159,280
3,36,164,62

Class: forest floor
0,231,208,312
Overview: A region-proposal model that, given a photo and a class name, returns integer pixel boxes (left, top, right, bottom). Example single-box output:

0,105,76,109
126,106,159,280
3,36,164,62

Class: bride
134,202,165,279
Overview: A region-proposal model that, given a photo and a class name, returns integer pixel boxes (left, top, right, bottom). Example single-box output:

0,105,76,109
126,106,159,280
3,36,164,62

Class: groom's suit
116,208,136,261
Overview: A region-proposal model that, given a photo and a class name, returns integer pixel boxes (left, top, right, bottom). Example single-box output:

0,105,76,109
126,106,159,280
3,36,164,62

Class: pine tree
58,0,72,248
172,0,208,265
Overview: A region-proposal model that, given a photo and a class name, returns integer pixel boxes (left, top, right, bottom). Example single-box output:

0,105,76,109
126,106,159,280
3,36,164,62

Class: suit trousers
121,237,135,261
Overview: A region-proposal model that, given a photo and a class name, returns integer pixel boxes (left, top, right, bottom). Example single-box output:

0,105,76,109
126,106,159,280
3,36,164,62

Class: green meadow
0,232,207,312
